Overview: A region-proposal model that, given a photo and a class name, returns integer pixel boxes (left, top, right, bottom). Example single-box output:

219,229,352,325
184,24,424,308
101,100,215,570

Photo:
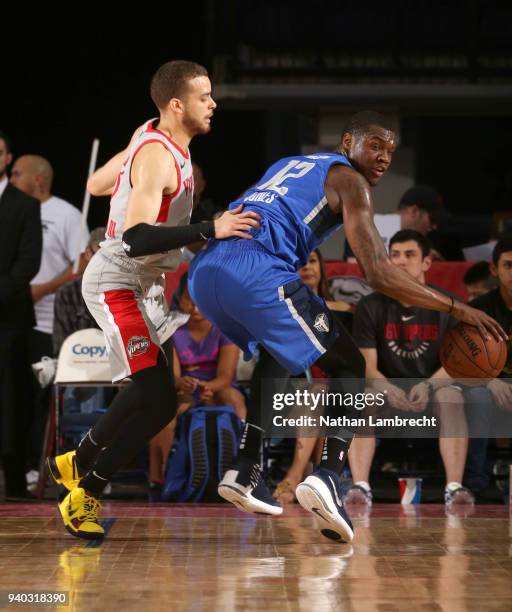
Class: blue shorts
188,240,338,375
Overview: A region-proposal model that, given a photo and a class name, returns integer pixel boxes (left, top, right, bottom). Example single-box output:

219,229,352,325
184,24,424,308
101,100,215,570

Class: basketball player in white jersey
47,60,260,539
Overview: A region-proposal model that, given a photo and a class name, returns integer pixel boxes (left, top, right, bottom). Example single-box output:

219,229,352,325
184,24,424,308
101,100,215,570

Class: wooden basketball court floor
0,502,511,611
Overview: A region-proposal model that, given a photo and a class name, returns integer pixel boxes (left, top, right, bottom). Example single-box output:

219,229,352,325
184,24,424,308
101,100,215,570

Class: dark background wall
3,45,268,229
3,3,512,231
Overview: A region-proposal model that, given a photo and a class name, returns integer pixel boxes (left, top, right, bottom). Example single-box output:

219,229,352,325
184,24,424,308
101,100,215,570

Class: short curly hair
343,111,397,139
150,60,208,110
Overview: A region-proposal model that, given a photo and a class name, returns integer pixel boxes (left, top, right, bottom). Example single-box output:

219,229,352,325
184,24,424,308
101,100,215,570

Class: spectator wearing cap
463,261,497,302
398,185,443,235
398,184,463,261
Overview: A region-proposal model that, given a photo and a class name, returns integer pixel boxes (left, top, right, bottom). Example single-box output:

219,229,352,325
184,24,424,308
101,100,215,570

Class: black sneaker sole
296,479,354,543
64,524,104,541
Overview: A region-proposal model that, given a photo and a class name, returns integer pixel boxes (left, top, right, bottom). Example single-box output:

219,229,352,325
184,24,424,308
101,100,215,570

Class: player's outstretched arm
87,149,129,196
330,167,506,341
87,125,143,196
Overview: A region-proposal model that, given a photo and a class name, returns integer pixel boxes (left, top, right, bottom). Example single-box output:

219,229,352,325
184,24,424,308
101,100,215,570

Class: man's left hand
408,382,430,412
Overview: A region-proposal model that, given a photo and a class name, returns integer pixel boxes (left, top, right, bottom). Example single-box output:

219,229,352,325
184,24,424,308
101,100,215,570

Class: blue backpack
162,405,243,503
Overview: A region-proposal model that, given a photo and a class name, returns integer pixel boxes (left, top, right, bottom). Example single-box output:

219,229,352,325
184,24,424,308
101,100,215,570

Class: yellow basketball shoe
58,487,104,540
47,451,81,491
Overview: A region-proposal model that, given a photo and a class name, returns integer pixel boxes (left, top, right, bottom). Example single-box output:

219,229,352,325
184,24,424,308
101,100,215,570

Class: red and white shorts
82,249,187,382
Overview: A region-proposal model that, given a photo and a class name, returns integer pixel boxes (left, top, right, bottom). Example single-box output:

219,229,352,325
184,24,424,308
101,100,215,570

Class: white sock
445,481,462,492
354,480,371,493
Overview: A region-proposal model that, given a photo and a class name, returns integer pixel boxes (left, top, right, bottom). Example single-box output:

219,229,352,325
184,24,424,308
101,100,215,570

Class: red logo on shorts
127,336,150,358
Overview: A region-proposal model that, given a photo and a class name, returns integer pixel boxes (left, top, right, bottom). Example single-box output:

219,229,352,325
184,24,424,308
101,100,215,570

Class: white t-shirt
31,196,89,334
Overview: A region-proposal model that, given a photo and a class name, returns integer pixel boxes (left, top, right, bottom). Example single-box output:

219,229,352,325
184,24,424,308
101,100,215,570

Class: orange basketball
440,323,507,381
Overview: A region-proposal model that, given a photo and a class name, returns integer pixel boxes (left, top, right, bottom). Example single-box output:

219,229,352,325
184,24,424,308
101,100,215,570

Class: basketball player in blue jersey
187,111,506,543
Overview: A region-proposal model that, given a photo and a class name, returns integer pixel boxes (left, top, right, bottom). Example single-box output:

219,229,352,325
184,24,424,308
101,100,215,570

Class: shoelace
79,494,102,523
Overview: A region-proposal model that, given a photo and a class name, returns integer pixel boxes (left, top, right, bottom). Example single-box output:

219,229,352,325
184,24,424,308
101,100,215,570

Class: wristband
198,221,215,240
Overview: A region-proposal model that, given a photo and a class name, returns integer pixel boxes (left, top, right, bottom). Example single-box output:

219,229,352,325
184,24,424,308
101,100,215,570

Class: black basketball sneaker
296,467,354,542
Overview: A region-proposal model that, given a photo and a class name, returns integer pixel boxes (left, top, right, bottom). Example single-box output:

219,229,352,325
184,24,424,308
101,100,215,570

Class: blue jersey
228,152,352,270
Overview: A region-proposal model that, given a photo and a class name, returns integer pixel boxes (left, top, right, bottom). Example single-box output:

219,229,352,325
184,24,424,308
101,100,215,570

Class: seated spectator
398,184,463,261
52,227,105,355
182,162,222,260
463,261,497,302
189,162,222,224
463,236,512,493
347,229,473,506
52,227,108,419
397,185,442,236
301,249,352,314
148,273,246,486
273,249,351,505
346,184,456,261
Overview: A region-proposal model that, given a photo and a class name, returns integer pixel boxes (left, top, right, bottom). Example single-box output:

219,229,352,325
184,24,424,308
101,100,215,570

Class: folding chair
36,329,124,499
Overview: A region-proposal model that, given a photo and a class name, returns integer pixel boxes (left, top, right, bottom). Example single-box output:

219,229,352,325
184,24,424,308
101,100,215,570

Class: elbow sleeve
122,221,215,258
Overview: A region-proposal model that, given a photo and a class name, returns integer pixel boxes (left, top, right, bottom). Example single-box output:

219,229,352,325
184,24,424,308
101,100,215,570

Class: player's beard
183,111,211,136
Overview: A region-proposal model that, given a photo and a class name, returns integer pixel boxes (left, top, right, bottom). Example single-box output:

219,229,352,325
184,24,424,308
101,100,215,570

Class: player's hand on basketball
487,379,512,410
407,382,430,412
451,302,508,342
214,204,261,240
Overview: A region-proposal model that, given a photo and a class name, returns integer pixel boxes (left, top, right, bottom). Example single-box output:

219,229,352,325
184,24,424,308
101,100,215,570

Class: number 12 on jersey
256,160,315,196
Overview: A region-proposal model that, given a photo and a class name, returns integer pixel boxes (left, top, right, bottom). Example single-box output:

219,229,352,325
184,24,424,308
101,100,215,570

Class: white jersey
101,118,194,273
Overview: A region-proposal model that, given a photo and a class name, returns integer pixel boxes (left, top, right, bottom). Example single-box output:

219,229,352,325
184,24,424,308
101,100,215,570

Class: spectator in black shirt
463,261,497,303
398,185,442,236
398,184,463,261
0,131,42,499
464,236,512,492
348,230,473,506
345,184,455,261
183,163,223,260
189,162,221,224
